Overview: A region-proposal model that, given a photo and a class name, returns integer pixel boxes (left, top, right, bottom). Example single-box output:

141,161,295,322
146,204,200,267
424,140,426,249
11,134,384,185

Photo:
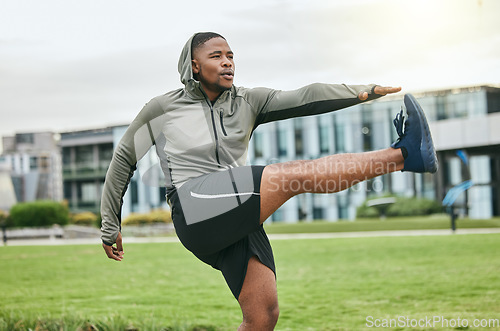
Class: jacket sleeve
250,83,380,127
100,98,164,245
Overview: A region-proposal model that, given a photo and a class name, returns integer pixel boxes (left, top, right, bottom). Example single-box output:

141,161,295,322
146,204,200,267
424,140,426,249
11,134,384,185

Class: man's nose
222,56,232,67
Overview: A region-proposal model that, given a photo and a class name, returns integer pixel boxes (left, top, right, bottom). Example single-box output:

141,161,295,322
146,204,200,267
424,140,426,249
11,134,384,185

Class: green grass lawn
1,233,499,330
263,215,500,234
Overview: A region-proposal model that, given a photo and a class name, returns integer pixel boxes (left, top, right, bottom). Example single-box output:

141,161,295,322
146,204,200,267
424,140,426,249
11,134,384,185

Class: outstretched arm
251,83,401,126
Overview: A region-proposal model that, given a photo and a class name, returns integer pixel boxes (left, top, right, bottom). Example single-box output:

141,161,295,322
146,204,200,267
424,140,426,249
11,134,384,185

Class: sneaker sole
404,94,438,173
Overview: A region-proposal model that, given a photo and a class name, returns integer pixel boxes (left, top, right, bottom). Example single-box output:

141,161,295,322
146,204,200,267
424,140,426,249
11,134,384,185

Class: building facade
59,126,168,216
60,128,114,213
248,85,500,221
1,132,63,205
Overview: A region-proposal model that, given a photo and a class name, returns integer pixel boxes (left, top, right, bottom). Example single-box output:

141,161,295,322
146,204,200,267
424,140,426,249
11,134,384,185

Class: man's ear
191,59,199,74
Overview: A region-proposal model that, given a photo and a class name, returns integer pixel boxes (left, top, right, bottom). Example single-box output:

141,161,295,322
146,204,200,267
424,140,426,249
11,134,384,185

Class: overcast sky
1,0,499,146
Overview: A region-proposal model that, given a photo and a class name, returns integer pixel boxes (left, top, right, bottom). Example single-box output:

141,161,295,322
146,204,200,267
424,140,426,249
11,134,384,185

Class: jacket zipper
219,111,228,136
200,86,228,165
207,102,221,165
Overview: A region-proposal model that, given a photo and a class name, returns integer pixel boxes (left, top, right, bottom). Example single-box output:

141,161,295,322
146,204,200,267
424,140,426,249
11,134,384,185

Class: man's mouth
221,70,234,80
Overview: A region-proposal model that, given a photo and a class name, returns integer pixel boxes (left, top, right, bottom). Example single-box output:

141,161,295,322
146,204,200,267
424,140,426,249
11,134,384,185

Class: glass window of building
79,182,97,205
454,94,468,118
253,131,263,158
294,119,303,156
421,173,435,200
487,91,500,114
446,157,462,186
361,107,372,151
98,143,114,171
337,193,349,219
468,91,485,117
98,143,113,162
11,176,23,202
419,98,437,121
313,194,324,220
159,186,167,203
16,133,34,144
63,182,72,202
334,121,345,153
312,207,323,220
62,147,72,166
130,180,139,205
277,128,287,157
75,145,94,165
318,121,330,154
29,156,38,170
470,156,491,185
436,96,447,120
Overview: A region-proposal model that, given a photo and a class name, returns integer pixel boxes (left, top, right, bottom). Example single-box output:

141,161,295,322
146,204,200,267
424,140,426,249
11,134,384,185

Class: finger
111,246,124,258
116,235,124,253
110,249,123,261
385,86,402,94
374,86,402,96
358,91,368,101
111,254,123,261
113,235,124,259
103,243,123,261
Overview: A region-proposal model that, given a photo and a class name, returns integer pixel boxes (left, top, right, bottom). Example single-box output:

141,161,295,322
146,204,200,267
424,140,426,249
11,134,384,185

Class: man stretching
101,32,438,330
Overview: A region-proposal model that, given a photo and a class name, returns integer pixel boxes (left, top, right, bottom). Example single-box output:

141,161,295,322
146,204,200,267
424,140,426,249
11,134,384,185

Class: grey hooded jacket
100,34,381,245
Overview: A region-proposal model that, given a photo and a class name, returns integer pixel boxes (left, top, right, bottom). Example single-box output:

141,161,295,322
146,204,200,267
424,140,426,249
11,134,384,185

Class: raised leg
237,257,279,330
260,148,404,223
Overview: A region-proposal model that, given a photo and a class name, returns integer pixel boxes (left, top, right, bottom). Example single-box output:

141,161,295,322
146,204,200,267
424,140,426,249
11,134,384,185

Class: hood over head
178,34,196,86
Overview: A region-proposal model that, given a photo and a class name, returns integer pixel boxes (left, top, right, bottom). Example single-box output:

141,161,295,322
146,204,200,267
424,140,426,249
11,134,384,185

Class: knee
267,304,280,327
242,304,279,330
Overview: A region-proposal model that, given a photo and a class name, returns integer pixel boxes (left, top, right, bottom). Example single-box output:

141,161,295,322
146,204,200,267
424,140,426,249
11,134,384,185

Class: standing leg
260,147,404,222
237,257,279,330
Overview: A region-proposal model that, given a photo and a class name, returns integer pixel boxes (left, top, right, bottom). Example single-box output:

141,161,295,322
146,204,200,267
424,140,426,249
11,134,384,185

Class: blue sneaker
391,94,438,173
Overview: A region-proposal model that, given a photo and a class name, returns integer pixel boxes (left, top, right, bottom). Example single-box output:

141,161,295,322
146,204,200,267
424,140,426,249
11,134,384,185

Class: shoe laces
393,108,406,139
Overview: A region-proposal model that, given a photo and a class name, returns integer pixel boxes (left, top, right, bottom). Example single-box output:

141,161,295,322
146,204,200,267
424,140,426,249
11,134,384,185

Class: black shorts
168,165,275,299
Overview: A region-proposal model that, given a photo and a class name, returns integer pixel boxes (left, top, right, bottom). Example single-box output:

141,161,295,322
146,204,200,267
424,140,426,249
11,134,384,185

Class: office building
1,132,62,204
59,126,168,215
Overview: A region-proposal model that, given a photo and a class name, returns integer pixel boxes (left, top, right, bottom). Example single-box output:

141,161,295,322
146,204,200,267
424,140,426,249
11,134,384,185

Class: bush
386,196,442,217
70,212,99,227
357,196,442,218
122,209,172,226
355,203,380,218
9,200,69,227
0,210,7,226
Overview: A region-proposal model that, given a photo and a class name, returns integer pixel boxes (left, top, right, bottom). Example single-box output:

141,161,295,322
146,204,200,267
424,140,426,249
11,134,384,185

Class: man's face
192,37,234,101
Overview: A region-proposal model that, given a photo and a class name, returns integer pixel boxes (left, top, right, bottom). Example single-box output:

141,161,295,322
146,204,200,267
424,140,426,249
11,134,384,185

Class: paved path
2,228,500,247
